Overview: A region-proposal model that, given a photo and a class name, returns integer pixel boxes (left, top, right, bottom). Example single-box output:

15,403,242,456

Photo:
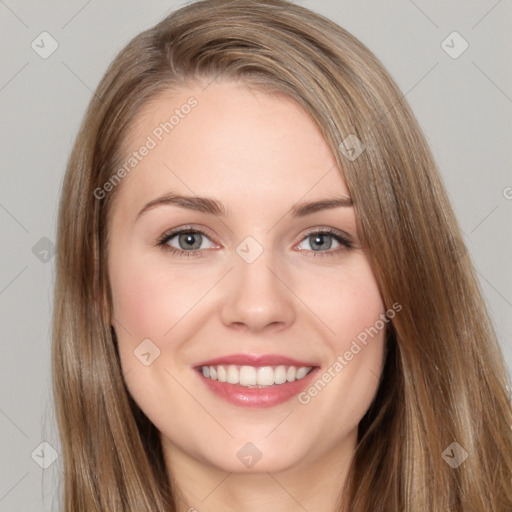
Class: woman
52,0,512,510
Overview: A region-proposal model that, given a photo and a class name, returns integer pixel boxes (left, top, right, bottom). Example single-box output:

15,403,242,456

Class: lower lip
195,367,319,408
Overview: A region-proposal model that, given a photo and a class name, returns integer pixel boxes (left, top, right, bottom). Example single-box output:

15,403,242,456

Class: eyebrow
135,192,353,221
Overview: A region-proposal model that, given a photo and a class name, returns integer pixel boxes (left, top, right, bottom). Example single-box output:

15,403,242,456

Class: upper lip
194,353,318,368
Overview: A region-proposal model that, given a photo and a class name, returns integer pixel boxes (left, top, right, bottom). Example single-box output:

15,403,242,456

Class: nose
219,248,297,334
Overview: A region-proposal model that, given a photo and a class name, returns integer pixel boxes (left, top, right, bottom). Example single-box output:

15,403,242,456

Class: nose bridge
219,235,296,332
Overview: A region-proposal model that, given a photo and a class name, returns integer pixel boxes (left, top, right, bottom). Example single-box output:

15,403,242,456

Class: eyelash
155,225,353,258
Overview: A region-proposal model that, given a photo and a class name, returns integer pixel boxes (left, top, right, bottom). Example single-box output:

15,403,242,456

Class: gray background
1,0,511,510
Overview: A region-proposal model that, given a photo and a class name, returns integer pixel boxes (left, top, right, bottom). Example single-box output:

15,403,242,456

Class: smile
193,354,319,408
199,364,313,387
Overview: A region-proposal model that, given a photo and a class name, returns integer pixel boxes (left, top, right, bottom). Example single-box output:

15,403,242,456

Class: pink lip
193,353,320,408
194,353,317,368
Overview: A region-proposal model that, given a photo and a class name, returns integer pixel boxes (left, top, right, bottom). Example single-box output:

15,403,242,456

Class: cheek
296,259,387,425
109,252,202,421
309,258,386,350
109,251,205,344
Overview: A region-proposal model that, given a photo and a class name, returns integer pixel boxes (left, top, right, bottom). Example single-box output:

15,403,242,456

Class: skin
108,80,387,512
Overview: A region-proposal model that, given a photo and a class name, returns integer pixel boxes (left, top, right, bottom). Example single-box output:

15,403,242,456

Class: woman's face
108,80,388,475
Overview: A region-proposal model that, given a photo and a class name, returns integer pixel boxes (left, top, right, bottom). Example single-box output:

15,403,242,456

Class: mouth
197,363,314,387
193,354,320,408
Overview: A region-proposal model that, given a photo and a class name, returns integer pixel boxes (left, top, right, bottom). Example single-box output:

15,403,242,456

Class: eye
157,226,216,257
296,228,353,257
156,225,354,258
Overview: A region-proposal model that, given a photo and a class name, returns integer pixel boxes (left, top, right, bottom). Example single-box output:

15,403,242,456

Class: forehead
114,80,349,220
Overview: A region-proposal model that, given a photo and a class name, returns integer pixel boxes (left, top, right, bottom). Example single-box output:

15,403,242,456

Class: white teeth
217,365,227,382
274,365,287,384
257,366,274,386
239,365,257,386
296,367,309,379
227,365,239,384
199,364,313,387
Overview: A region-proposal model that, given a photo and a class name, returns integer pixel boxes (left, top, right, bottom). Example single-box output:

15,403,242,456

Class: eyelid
300,226,353,245
156,224,220,247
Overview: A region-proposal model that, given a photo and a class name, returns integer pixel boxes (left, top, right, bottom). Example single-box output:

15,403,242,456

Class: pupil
180,233,201,250
312,234,331,251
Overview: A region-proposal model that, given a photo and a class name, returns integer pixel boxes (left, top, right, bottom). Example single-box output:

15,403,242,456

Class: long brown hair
52,0,512,510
